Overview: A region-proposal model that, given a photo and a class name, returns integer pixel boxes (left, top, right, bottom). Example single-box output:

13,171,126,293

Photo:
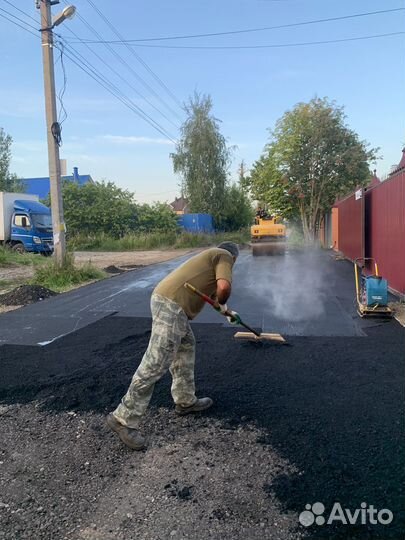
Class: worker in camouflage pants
107,242,240,450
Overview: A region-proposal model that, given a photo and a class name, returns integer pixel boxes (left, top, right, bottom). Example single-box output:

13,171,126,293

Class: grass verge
31,254,106,292
0,246,48,267
69,230,251,251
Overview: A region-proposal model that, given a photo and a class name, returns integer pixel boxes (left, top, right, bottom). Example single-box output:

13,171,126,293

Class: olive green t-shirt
154,248,234,319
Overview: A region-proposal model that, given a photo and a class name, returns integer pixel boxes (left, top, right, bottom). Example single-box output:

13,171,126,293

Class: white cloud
101,134,174,146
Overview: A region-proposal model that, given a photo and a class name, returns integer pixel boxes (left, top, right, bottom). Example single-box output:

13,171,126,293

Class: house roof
390,148,405,176
369,170,380,188
170,196,189,212
22,173,93,200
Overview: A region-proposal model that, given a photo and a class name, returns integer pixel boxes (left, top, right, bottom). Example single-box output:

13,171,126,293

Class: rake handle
184,282,261,337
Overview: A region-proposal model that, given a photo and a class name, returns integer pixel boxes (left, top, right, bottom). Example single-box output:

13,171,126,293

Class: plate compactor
354,258,392,318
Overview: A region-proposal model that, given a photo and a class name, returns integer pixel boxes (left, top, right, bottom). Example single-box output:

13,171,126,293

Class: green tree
171,93,231,224
247,98,377,242
46,180,179,237
219,182,254,231
0,128,25,192
136,202,178,232
58,180,137,237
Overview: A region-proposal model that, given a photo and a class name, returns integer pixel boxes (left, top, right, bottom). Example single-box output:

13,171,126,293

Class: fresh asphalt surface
0,248,404,540
0,248,375,345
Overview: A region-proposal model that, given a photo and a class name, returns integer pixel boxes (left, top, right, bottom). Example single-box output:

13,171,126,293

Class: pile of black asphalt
0,285,58,306
103,265,126,274
0,315,404,540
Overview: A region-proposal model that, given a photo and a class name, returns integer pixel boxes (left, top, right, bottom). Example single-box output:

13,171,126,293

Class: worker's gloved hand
226,310,241,325
215,303,228,314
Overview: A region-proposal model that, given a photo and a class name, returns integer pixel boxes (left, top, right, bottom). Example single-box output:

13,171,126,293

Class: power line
0,5,38,32
1,0,38,24
56,40,68,126
83,0,183,111
0,0,51,38
61,22,180,130
56,37,177,142
104,31,405,50
0,4,178,142
0,10,39,37
58,38,177,141
64,7,405,43
61,0,182,122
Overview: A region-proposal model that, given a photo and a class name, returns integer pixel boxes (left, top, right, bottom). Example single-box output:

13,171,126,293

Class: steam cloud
250,248,329,322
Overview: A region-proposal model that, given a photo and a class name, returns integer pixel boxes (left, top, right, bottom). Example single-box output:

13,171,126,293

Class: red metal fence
364,171,405,296
333,165,405,296
334,190,364,262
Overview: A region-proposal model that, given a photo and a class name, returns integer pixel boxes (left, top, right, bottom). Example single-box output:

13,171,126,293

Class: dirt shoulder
74,249,198,270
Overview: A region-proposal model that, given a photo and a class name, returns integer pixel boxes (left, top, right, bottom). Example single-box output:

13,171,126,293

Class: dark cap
217,241,239,258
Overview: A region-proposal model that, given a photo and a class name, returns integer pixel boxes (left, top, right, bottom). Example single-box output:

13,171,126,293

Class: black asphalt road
0,248,378,346
0,248,404,540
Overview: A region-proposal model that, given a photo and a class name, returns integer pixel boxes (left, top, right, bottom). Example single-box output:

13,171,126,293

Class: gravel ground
74,250,199,270
0,316,404,540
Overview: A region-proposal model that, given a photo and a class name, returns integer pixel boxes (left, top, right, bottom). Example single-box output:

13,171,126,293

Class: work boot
175,397,213,416
106,413,145,450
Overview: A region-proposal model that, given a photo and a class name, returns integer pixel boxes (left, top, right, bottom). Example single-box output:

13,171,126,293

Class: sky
1,0,404,203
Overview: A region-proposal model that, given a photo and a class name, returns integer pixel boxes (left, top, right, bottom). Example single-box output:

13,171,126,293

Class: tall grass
69,230,251,251
0,246,48,267
32,253,105,291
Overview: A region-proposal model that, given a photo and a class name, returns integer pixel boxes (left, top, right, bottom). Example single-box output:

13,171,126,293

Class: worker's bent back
154,248,234,319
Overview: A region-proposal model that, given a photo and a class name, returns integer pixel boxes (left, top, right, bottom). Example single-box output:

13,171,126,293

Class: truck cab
0,193,54,255
11,200,54,254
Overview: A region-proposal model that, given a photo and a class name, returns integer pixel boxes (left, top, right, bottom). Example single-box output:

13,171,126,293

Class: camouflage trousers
113,293,197,429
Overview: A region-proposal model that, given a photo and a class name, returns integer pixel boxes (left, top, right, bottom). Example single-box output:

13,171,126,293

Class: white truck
0,192,54,254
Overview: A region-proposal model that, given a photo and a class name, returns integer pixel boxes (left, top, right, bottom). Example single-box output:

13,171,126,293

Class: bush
136,202,178,232
217,183,254,231
45,181,179,238
32,254,105,291
57,181,137,237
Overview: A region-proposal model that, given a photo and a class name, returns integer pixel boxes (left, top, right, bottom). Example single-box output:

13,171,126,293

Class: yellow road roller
250,209,287,255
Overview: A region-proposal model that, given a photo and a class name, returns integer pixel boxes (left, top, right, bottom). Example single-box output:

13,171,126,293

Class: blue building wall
22,167,93,199
178,213,214,233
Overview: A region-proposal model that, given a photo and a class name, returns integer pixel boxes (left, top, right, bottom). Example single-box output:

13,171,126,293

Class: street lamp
52,5,76,28
37,0,76,265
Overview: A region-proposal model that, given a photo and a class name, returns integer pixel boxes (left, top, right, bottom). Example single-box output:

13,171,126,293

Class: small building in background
178,213,214,234
369,169,381,188
22,166,93,200
169,196,189,215
169,196,214,233
389,147,405,176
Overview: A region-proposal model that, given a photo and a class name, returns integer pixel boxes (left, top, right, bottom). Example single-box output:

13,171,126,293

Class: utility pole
39,0,66,265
